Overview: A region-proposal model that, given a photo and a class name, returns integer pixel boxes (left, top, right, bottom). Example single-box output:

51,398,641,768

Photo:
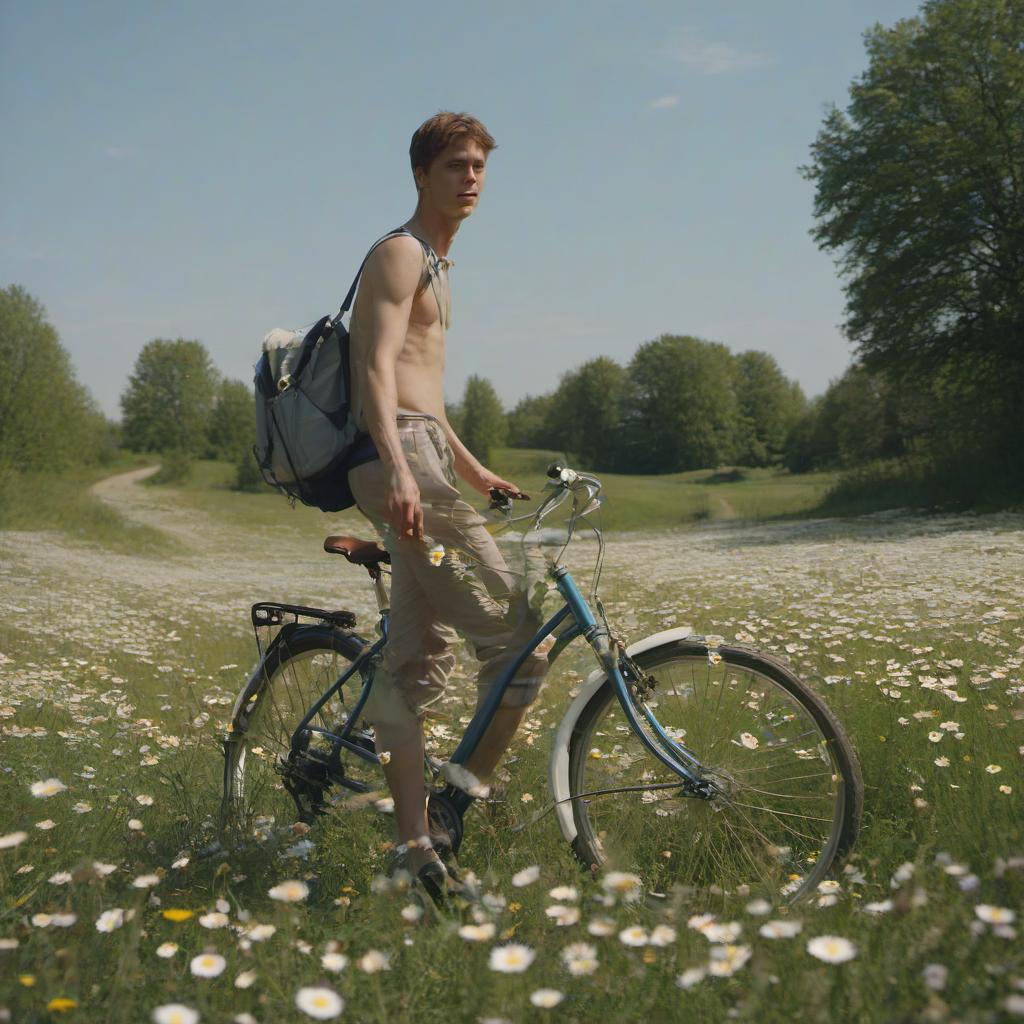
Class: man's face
417,138,487,220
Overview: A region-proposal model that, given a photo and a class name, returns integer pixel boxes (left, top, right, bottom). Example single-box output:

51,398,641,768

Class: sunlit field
1,468,1021,1022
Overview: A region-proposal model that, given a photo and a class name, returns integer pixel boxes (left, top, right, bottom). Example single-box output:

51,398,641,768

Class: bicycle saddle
323,535,392,566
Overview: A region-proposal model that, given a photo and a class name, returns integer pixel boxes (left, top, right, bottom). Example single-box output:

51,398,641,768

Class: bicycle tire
566,639,863,903
221,625,379,830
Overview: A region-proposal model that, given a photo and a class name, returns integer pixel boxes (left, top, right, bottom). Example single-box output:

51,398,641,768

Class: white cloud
669,32,772,76
650,95,680,111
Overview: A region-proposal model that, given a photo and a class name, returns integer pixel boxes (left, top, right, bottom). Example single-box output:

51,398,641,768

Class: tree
459,376,507,465
621,335,740,472
506,393,556,449
207,378,254,460
802,0,1024,476
121,339,219,455
542,358,627,470
733,351,806,467
0,285,107,472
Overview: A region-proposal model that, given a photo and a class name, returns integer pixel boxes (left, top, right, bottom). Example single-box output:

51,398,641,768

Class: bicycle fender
547,626,694,845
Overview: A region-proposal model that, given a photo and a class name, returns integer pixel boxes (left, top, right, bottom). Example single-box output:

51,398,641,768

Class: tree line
448,340,808,473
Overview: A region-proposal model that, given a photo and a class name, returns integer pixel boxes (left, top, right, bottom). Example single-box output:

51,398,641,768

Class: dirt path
2,469,1023,681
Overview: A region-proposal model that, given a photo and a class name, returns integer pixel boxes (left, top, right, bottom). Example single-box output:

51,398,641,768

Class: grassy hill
174,449,837,538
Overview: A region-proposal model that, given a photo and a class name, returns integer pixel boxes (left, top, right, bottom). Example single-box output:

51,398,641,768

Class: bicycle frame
281,559,713,805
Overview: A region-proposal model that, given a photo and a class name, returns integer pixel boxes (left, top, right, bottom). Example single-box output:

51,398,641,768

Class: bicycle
222,462,863,902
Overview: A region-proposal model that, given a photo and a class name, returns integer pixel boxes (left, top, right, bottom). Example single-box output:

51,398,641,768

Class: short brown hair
409,112,497,185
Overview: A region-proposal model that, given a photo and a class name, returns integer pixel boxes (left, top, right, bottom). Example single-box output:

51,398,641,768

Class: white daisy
511,865,541,887
357,949,390,973
458,922,496,942
234,970,257,989
95,908,125,933
489,943,535,973
198,911,229,929
529,989,564,1008
708,943,752,976
190,953,227,978
151,1005,199,1024
759,919,803,939
545,905,580,927
676,967,706,989
268,880,308,903
975,905,1015,925
321,952,348,973
618,925,648,947
601,871,642,899
548,886,578,901
295,986,344,1020
862,900,893,914
806,935,857,963
0,831,28,850
648,924,677,946
30,778,67,798
156,942,178,958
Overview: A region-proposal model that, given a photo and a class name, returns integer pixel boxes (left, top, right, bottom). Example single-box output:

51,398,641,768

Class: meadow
0,461,1021,1023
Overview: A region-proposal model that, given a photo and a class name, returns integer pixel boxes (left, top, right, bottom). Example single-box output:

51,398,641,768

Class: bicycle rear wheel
222,625,380,833
566,639,862,903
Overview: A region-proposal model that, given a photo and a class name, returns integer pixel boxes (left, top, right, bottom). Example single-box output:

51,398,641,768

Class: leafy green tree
506,393,556,449
542,358,627,471
784,364,909,471
802,0,1024,478
733,351,806,467
0,285,107,472
621,335,740,472
444,401,464,437
121,339,219,455
207,378,254,460
460,375,507,464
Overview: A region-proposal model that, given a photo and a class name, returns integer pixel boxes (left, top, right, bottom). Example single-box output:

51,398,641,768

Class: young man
346,112,549,894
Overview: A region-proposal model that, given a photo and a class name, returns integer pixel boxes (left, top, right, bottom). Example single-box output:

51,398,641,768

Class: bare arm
436,410,522,498
360,237,427,540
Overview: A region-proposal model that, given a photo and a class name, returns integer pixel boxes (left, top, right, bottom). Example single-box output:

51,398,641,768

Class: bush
233,449,269,493
148,449,192,486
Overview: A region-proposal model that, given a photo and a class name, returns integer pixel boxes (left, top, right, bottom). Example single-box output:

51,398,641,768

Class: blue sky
1,1,924,417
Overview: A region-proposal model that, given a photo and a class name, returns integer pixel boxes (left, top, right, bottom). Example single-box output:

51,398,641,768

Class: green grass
478,449,838,531
150,450,837,537
1,468,1022,1022
0,457,169,555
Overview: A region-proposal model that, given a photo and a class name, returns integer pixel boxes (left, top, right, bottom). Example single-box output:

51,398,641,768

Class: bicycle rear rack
251,602,357,630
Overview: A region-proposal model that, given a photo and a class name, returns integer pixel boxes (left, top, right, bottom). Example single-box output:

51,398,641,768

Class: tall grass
0,457,168,554
1,470,1021,1021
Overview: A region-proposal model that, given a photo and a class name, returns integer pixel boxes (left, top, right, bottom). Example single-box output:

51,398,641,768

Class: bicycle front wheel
566,639,862,902
222,626,379,832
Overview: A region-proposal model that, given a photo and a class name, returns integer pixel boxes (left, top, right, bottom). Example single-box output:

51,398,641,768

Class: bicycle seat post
368,565,390,616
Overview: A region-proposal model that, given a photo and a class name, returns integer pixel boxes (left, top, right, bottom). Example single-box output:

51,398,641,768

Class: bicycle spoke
570,647,855,902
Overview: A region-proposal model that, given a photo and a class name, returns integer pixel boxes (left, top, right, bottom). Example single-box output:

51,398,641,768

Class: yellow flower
162,908,194,922
19,974,36,986
427,544,445,566
47,997,78,1012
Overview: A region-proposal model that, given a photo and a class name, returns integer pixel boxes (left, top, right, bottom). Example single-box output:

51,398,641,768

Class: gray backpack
253,228,437,512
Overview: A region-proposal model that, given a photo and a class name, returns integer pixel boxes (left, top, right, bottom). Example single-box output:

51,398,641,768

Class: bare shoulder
362,234,425,303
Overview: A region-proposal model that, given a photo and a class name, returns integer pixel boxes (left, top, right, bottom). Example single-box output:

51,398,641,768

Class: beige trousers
348,415,549,733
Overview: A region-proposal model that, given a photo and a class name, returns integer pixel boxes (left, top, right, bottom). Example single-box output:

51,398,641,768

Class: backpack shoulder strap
334,227,433,323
